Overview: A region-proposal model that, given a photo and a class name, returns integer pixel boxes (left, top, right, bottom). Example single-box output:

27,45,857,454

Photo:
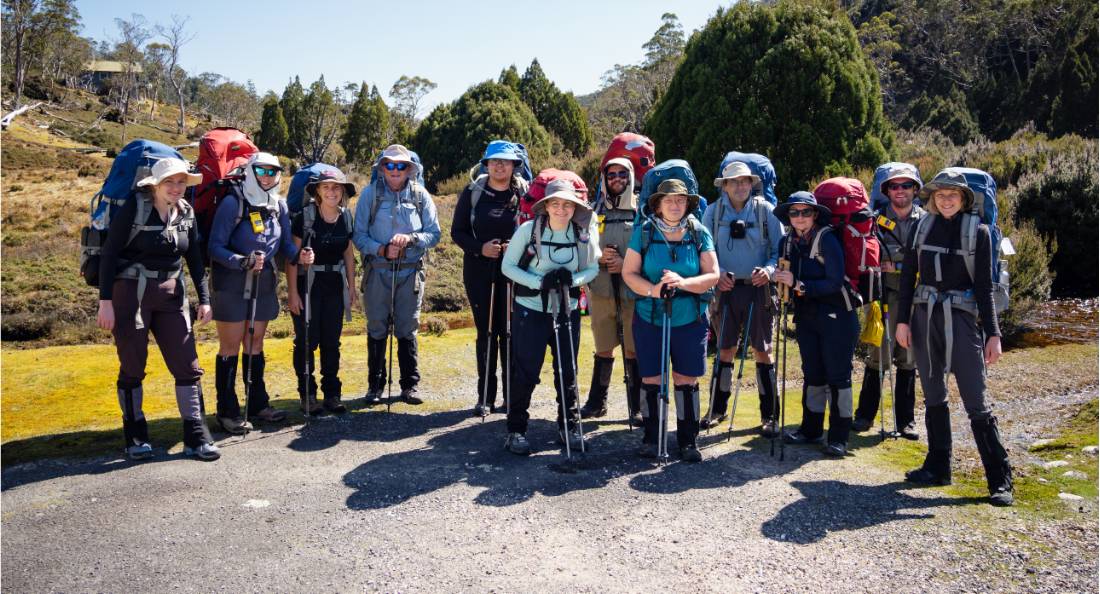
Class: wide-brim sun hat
920,169,975,214
647,178,702,216
251,152,284,171
136,157,202,188
713,160,761,188
532,178,593,216
481,140,524,165
379,144,415,165
774,191,832,225
305,167,357,198
880,163,923,194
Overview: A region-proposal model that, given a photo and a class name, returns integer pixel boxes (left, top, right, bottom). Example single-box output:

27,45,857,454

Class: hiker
287,167,359,416
622,179,720,462
579,157,643,425
352,144,441,405
451,141,527,416
500,179,600,455
854,164,926,438
208,152,314,434
700,160,784,436
895,169,1014,506
95,157,219,460
774,192,860,457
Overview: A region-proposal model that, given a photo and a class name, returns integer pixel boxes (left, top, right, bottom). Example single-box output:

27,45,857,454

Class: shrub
1,312,54,341
999,219,1055,336
422,315,449,337
645,0,893,199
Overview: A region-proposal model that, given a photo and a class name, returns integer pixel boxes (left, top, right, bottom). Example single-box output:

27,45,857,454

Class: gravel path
2,392,1096,593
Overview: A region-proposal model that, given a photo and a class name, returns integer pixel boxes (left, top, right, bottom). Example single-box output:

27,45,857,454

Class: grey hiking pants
911,303,993,421
363,264,423,340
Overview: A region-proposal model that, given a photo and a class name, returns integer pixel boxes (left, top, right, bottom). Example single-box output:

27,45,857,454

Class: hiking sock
214,355,240,418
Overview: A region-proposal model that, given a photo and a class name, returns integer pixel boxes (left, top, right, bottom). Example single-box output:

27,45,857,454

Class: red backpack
811,177,881,301
599,132,655,185
518,168,589,224
191,127,258,237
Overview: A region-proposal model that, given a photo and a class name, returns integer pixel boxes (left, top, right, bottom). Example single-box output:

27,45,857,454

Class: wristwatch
794,280,806,296
647,285,654,298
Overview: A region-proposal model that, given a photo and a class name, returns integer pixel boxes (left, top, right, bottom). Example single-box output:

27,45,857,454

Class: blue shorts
632,317,708,378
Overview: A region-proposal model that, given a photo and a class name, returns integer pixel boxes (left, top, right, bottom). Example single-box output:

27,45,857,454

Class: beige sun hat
136,157,202,188
713,160,761,187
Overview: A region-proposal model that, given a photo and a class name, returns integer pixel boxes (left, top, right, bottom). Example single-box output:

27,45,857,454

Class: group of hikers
89,130,1015,507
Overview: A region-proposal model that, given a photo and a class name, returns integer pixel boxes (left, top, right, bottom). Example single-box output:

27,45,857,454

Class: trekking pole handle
777,258,791,303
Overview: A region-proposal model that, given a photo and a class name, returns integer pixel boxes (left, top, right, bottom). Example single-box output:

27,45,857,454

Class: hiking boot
679,445,703,463
700,412,727,430
906,403,952,485
300,395,323,416
217,416,252,435
972,415,1014,507
184,442,221,461
637,442,659,459
504,433,531,456
989,487,1015,507
822,442,848,457
579,401,607,419
125,442,154,460
400,388,423,405
558,425,586,451
782,428,824,445
905,465,952,485
364,388,383,405
898,421,920,440
472,404,489,417
851,416,875,432
760,418,780,438
253,407,287,423
491,403,508,414
322,397,347,415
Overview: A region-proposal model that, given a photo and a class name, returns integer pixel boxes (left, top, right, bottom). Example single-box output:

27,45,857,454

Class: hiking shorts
211,265,281,323
633,317,708,379
588,290,636,354
715,283,775,353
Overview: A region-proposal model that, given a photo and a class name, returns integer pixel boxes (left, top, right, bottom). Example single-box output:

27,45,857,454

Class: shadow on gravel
761,480,987,544
286,407,469,453
342,417,658,510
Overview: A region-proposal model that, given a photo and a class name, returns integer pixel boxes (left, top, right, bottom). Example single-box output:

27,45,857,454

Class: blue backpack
80,139,184,286
287,162,336,214
870,162,923,212
717,151,777,205
635,159,707,224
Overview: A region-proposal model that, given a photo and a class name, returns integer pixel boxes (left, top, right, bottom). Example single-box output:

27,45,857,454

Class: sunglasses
605,171,630,180
787,207,816,218
888,181,917,190
383,162,410,172
253,166,279,177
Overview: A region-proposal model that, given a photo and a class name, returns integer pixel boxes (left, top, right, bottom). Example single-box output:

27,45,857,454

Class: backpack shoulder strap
573,220,589,271
808,226,830,264
303,203,317,242
960,213,978,282
342,206,354,236
755,197,770,245
468,175,489,230
710,195,724,240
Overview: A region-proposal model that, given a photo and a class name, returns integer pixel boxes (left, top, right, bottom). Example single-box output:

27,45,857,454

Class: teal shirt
502,218,601,313
628,219,716,327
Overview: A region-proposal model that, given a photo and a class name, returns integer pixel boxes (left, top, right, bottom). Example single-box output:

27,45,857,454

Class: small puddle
1008,298,1098,349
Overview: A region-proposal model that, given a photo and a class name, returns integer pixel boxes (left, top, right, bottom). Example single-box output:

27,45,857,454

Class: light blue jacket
700,193,783,279
502,218,600,312
352,175,440,279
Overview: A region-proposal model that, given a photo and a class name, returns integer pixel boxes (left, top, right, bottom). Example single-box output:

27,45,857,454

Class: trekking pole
478,267,498,421
657,285,675,464
386,255,398,413
560,281,586,453
549,288,574,461
505,281,512,414
242,251,263,435
776,254,791,461
726,301,755,442
707,274,732,434
609,260,632,431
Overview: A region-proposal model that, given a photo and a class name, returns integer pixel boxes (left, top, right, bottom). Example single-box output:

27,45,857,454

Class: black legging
464,255,510,407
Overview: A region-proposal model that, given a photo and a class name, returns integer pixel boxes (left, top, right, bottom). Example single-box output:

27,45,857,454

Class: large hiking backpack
190,127,258,239
600,132,655,185
913,167,1010,313
636,159,707,224
518,168,589,225
717,151,778,206
79,139,183,286
870,161,923,212
811,177,881,301
287,162,335,214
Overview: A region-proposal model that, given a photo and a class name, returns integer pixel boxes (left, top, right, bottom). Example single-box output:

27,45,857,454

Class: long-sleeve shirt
896,214,1000,337
450,182,519,257
502,219,600,312
352,179,440,279
208,192,298,272
701,194,783,279
781,226,848,313
98,195,209,304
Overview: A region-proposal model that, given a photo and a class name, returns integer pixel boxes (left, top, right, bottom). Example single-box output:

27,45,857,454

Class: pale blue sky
76,1,727,112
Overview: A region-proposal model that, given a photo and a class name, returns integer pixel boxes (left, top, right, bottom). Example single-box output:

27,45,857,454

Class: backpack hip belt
300,261,352,322
117,263,185,330
369,260,422,271
913,284,979,376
